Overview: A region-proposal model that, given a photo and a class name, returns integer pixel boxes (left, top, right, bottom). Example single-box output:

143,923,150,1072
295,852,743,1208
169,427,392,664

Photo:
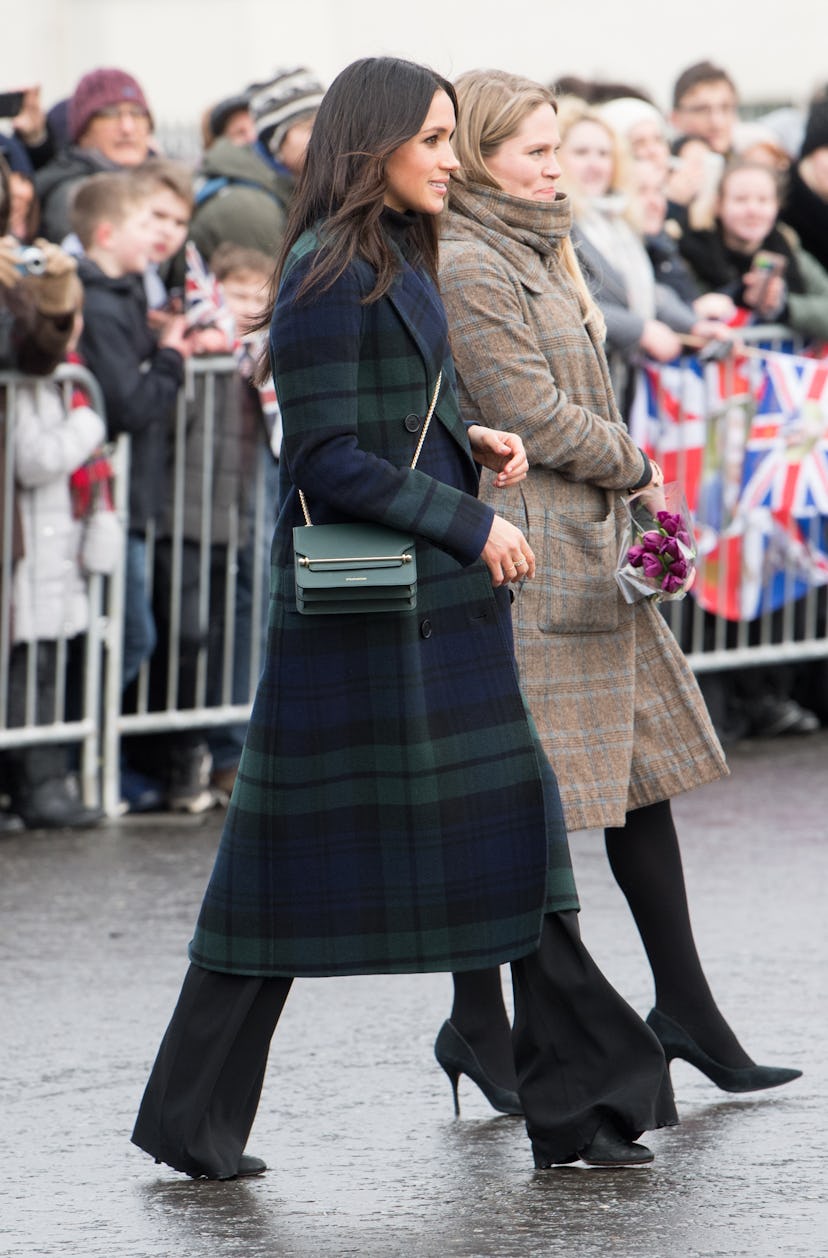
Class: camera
15,246,48,277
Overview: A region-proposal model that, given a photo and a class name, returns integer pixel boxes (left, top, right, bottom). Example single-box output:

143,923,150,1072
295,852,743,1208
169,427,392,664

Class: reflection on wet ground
2,734,826,1256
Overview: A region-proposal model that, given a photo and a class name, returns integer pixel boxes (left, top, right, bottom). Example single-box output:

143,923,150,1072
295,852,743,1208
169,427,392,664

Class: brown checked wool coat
439,183,728,831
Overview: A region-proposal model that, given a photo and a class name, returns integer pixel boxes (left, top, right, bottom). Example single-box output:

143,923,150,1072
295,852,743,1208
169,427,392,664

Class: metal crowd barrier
2,356,276,815
102,355,275,814
639,328,828,673
3,335,828,817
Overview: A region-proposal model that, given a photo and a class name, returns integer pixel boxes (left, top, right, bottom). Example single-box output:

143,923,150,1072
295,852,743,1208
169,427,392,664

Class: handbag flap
294,523,416,592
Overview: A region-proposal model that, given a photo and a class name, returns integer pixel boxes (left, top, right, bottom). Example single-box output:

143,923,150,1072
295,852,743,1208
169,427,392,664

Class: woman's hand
742,271,786,320
693,291,736,322
467,425,529,488
690,318,735,344
631,459,667,512
640,320,682,363
481,513,535,587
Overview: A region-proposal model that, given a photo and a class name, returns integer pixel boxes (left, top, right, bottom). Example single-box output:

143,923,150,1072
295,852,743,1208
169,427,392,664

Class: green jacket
787,246,828,342
188,140,294,262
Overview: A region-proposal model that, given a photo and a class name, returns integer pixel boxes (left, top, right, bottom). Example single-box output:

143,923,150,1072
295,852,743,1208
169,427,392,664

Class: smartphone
746,250,787,316
0,90,24,118
751,250,787,279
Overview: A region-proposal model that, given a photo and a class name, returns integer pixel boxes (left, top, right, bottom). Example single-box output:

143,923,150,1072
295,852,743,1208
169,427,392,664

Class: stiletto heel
442,1063,462,1116
434,1020,523,1116
646,1008,802,1093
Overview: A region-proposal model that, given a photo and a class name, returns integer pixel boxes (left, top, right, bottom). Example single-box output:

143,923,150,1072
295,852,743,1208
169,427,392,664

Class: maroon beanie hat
69,68,152,142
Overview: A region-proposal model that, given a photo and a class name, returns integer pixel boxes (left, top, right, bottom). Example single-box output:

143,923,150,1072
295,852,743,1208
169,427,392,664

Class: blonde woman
435,69,800,1114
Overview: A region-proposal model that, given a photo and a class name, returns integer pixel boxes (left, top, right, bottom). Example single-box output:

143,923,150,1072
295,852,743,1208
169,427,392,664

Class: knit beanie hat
208,94,252,142
800,97,828,159
69,68,152,143
597,97,667,142
249,67,325,156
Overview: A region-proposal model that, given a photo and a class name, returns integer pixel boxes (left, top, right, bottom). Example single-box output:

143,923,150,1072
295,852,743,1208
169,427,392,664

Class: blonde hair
452,70,603,334
69,171,149,250
556,97,632,205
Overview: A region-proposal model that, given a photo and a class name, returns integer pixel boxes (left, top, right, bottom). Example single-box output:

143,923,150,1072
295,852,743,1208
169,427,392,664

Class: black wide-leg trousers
132,912,675,1177
132,966,292,1179
510,910,676,1164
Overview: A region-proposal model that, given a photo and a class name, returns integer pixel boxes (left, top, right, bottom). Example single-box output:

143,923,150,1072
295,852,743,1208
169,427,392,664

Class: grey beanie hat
249,67,325,155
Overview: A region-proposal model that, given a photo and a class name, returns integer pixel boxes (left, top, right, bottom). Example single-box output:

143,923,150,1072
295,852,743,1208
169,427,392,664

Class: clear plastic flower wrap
615,482,697,604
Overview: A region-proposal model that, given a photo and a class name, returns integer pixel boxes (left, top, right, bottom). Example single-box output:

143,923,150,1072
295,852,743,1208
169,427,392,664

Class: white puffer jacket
12,380,105,643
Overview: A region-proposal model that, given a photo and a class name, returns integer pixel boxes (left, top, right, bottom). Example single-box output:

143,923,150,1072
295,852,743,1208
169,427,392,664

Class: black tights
604,799,751,1067
452,799,752,1080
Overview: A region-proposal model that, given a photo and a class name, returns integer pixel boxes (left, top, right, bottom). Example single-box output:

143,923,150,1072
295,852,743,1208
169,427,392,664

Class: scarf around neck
445,180,572,260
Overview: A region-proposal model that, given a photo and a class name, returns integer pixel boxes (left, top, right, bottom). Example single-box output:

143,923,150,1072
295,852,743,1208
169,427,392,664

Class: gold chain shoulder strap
299,370,443,526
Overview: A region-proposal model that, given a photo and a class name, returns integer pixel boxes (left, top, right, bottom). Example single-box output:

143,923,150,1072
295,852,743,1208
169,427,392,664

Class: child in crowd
70,172,192,812
136,157,194,316
5,286,107,830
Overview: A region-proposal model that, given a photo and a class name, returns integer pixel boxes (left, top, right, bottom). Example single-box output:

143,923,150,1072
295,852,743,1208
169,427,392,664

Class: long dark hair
0,154,10,236
262,57,456,318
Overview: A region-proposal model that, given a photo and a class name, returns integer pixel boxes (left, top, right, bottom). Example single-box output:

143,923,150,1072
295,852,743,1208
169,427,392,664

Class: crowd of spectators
1,58,828,829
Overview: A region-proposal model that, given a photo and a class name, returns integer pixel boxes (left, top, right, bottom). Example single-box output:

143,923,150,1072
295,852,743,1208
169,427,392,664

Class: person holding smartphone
678,159,828,340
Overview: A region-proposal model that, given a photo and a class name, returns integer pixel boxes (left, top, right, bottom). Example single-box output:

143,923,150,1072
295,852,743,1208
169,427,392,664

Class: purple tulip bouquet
615,483,696,604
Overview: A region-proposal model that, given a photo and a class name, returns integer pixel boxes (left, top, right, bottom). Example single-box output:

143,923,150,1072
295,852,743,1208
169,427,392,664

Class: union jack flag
630,350,828,620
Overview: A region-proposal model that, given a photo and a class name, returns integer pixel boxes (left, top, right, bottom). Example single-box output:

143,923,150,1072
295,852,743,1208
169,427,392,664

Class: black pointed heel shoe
217,1154,267,1181
646,1008,802,1093
434,1020,523,1117
534,1120,654,1169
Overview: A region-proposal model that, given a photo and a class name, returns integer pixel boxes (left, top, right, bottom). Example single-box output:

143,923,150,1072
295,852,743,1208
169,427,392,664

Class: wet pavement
1,732,826,1257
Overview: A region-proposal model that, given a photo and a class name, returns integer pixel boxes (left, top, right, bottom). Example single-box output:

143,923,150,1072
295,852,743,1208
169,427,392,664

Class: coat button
420,618,432,638
403,413,421,433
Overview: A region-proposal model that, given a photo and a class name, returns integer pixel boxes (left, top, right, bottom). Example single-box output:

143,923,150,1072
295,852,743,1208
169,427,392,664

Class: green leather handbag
293,522,418,614
293,372,441,616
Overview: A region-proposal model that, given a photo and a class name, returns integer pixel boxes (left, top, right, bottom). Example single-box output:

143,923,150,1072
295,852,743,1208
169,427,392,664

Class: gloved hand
0,236,20,289
24,240,81,315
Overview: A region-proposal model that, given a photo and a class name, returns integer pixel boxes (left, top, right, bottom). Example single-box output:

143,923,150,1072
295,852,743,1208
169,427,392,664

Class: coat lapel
387,265,474,457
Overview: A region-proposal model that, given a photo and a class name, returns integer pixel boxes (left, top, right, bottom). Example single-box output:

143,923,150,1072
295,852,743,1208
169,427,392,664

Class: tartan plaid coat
440,185,728,832
188,222,577,977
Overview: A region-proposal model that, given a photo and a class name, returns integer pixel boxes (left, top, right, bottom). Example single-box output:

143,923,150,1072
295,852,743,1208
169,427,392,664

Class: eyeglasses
677,102,737,117
94,105,150,124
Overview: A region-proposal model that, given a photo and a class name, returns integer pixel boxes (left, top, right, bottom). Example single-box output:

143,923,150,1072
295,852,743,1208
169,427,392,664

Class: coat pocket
536,506,620,634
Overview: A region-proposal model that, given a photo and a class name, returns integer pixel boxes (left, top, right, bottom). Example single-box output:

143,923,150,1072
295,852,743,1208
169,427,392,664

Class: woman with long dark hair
434,68,800,1115
131,57,675,1182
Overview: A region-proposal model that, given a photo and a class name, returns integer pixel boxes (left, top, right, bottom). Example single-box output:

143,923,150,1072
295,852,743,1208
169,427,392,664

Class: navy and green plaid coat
188,226,577,977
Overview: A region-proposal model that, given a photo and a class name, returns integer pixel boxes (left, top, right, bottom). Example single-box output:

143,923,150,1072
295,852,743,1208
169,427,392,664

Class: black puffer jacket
77,258,184,530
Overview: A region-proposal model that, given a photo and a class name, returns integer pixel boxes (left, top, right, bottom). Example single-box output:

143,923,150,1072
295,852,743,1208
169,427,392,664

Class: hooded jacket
188,139,294,262
34,146,120,243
